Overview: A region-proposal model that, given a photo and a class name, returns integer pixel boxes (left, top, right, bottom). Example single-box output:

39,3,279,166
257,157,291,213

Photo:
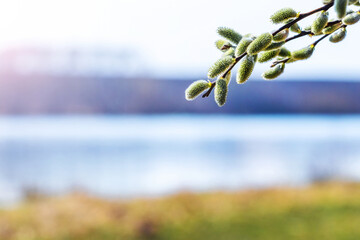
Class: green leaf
217,27,242,44
185,80,211,101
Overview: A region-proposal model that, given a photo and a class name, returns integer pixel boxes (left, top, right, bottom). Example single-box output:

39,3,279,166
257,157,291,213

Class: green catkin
273,29,289,42
348,0,357,4
262,63,285,80
312,11,329,34
208,56,234,79
335,0,348,19
330,27,347,42
224,72,232,85
257,49,281,63
270,8,298,24
185,80,211,101
322,22,342,34
247,33,273,55
237,55,256,84
279,47,292,57
285,19,302,33
265,41,286,51
217,27,242,44
292,45,315,60
343,12,360,25
235,38,253,57
214,79,228,107
222,48,235,58
215,40,232,52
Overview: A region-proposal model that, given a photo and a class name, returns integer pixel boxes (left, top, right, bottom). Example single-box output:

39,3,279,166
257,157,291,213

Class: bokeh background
1,0,360,239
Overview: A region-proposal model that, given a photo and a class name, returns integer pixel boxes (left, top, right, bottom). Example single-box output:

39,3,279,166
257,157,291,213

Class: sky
0,0,359,79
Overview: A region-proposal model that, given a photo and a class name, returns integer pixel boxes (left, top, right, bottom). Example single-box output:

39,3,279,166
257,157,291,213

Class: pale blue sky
0,0,359,79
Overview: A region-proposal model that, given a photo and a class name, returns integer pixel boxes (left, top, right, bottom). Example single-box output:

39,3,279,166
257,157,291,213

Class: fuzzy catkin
270,8,298,24
335,0,348,19
185,80,211,101
217,27,242,44
237,55,256,84
312,11,329,34
247,33,273,55
292,45,315,60
208,56,234,79
214,79,228,107
262,63,285,80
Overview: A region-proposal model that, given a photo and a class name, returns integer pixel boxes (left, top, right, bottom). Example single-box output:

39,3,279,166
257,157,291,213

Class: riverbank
1,182,360,240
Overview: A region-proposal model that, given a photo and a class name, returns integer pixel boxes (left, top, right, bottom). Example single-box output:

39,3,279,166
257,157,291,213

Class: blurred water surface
1,115,360,205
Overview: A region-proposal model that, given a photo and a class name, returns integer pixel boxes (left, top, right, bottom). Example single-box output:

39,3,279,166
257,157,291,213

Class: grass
1,182,360,240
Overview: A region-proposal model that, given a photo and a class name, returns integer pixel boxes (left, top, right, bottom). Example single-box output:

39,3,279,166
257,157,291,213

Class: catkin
217,27,242,44
329,27,347,42
265,41,285,51
278,47,292,57
262,63,285,80
185,80,211,101
273,29,289,42
257,49,281,63
214,79,228,107
247,33,273,55
235,38,253,57
343,12,360,25
270,8,298,24
237,55,256,84
292,45,315,60
335,0,348,19
312,11,329,34
215,40,232,52
208,56,234,79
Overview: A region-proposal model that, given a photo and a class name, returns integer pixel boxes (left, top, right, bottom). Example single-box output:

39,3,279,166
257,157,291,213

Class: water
1,115,360,205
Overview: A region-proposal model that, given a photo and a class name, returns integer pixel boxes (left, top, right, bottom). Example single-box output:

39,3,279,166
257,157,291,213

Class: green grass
1,182,360,240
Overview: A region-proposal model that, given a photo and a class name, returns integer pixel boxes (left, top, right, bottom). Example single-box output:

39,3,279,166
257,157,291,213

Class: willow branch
202,2,335,98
